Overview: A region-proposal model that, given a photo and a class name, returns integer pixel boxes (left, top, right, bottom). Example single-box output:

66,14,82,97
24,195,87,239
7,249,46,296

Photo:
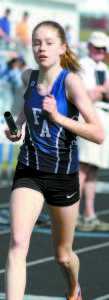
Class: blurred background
0,3,109,299
0,0,109,187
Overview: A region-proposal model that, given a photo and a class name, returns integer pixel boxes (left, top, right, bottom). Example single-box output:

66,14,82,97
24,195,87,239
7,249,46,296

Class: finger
44,95,53,101
43,99,51,106
48,94,54,98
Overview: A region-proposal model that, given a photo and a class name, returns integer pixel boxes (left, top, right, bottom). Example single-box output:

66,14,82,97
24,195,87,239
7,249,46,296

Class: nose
40,41,46,51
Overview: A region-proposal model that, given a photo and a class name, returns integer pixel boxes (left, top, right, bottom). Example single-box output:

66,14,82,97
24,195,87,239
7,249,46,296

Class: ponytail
60,43,80,73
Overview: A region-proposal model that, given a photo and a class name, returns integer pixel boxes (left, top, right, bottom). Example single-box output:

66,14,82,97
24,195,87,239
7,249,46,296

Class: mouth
39,55,48,60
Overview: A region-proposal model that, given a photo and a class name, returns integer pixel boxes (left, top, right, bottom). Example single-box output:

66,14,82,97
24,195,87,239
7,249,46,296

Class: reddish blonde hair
32,20,80,73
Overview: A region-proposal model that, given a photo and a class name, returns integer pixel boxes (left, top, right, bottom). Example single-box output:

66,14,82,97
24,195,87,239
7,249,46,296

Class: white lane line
98,170,109,176
76,241,109,255
96,209,109,216
34,227,109,238
0,293,66,300
92,295,109,300
1,241,109,275
0,269,5,275
0,229,10,235
0,203,9,209
26,256,54,267
0,256,55,275
96,182,109,193
0,293,65,300
0,292,109,300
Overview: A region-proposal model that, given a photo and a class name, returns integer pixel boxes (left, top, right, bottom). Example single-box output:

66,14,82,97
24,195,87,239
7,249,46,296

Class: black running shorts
11,161,80,207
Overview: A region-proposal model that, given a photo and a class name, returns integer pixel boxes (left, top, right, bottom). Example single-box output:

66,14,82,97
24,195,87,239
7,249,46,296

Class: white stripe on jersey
23,136,29,166
66,140,78,174
55,127,63,173
35,149,39,170
66,144,72,174
25,145,29,166
27,122,39,169
66,117,77,174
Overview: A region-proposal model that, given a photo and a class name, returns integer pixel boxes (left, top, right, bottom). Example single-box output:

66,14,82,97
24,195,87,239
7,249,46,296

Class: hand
95,91,104,101
104,83,109,100
4,128,22,142
43,94,60,122
96,85,105,94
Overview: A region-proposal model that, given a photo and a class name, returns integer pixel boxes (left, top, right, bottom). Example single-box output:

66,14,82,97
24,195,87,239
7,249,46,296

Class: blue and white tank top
18,69,79,174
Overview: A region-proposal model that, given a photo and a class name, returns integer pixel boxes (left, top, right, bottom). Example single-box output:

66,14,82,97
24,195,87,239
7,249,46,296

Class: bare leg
84,165,98,218
79,162,89,197
5,188,44,300
48,201,79,298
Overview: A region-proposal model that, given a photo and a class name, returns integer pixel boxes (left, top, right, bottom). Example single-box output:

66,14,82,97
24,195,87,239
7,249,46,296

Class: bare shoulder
65,71,97,120
65,72,81,87
22,68,33,87
65,72,83,98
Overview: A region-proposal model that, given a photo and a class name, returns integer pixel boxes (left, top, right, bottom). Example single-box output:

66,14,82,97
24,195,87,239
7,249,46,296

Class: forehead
33,25,59,39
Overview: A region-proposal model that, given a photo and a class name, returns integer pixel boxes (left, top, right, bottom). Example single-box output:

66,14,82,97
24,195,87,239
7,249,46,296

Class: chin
40,64,50,70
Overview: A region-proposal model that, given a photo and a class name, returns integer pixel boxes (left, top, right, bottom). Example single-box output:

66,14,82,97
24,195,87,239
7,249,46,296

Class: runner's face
32,26,65,69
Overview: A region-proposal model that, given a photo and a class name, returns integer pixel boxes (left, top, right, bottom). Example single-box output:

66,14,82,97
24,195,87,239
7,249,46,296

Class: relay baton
4,111,18,135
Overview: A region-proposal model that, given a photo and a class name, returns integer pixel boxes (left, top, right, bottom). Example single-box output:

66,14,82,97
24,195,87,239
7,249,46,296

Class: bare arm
63,73,104,143
43,73,104,144
103,80,109,100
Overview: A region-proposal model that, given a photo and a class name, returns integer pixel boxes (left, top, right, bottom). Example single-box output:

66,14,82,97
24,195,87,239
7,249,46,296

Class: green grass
79,29,92,41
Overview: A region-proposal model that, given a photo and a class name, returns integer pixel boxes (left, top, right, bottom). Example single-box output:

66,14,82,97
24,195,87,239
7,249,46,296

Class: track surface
0,169,109,300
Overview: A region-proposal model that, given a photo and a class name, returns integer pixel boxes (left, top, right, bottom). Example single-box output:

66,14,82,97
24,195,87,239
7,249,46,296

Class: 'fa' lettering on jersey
32,107,51,138
40,120,51,137
32,108,42,125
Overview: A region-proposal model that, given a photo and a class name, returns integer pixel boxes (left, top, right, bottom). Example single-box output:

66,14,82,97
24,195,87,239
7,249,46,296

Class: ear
59,43,66,55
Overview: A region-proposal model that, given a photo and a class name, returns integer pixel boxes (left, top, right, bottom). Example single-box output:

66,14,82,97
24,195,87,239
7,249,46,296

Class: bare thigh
47,201,79,260
9,188,44,253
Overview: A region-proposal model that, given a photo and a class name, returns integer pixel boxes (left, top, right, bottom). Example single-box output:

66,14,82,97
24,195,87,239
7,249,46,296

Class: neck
38,63,62,85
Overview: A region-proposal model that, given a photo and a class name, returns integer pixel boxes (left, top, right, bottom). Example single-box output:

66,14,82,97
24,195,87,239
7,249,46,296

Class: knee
9,231,29,258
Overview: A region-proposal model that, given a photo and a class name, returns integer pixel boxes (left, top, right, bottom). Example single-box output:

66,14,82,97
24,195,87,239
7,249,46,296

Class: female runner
5,21,104,300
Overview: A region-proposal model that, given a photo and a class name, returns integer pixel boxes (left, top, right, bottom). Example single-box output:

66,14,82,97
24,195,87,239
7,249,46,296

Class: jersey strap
24,69,39,99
